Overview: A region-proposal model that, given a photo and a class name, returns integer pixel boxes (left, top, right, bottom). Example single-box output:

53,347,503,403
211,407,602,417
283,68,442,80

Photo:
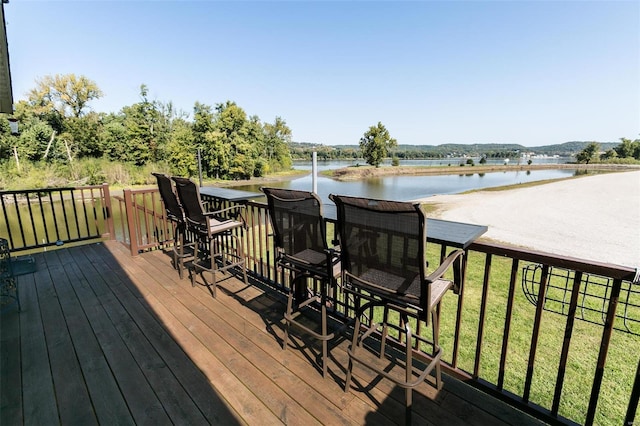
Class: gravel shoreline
416,170,640,268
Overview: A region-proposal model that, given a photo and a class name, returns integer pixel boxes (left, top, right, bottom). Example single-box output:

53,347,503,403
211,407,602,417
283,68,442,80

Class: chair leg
345,313,361,393
237,236,248,286
432,309,443,390
190,240,199,287
404,314,413,425
321,295,328,377
209,238,217,298
176,226,185,279
380,306,389,359
283,283,295,351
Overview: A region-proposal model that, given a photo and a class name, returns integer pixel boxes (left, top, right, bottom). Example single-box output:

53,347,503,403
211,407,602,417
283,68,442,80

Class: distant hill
290,141,619,157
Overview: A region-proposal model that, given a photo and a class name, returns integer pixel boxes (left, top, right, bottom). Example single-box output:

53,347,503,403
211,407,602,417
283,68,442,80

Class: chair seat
208,218,243,234
283,248,341,279
354,268,453,309
289,248,327,265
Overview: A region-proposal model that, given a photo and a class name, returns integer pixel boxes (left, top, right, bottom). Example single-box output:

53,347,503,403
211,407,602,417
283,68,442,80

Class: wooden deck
1,241,544,425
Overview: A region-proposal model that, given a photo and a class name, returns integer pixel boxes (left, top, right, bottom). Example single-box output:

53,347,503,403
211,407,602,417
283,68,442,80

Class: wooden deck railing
5,185,638,425
0,184,115,252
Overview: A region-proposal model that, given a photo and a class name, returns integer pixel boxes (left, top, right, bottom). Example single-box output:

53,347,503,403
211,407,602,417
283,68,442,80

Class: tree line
0,74,293,184
1,73,636,189
576,139,640,164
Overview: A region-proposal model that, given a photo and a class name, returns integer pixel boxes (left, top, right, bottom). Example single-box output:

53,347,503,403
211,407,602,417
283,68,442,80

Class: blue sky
5,1,639,147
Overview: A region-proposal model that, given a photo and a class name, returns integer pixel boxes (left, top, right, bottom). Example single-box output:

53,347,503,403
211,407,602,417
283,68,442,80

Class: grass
357,246,638,425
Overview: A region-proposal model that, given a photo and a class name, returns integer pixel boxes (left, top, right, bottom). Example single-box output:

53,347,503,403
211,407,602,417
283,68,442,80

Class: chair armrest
425,249,464,294
324,247,342,279
203,204,245,216
204,204,247,226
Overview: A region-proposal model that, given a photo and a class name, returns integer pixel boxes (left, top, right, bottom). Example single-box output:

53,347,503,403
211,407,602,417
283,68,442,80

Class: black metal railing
522,263,639,335
0,184,115,252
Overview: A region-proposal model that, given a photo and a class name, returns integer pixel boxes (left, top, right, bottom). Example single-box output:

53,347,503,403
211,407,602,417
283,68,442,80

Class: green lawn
359,247,638,425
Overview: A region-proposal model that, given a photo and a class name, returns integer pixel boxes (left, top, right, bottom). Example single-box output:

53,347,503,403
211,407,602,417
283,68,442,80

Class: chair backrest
261,187,327,257
171,177,207,229
329,194,429,311
152,173,184,223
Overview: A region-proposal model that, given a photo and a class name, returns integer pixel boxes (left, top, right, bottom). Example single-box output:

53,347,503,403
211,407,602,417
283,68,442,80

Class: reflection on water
235,168,580,204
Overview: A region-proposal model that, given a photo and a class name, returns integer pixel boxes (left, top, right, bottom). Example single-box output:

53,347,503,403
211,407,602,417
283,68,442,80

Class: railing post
123,189,139,256
626,357,640,426
585,278,622,424
101,183,116,240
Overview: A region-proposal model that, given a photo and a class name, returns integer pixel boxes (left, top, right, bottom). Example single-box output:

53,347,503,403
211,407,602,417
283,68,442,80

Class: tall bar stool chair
330,194,464,424
262,187,341,377
172,177,248,297
152,172,193,279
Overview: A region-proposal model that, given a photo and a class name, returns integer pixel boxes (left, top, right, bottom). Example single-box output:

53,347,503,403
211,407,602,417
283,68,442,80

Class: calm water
292,157,572,171
235,167,579,203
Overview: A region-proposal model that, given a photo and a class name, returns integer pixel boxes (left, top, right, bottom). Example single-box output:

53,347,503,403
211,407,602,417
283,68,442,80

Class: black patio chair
261,187,341,377
152,172,194,279
329,194,464,424
172,177,248,297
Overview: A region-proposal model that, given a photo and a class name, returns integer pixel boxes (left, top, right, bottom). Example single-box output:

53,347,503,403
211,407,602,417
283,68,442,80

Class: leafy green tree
359,122,397,167
576,142,600,164
215,101,249,152
192,102,225,178
0,116,15,159
208,101,252,179
614,138,634,158
28,74,103,118
18,120,55,161
22,74,104,160
614,137,640,160
119,85,165,165
100,113,127,161
165,118,196,176
262,116,292,172
601,149,618,160
63,112,102,158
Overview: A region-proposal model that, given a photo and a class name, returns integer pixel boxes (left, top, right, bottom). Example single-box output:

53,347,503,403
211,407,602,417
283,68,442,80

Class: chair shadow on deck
0,243,242,425
212,268,354,382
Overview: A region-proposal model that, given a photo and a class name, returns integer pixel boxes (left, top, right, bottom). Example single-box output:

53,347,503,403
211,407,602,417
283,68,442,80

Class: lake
233,166,580,203
292,156,572,171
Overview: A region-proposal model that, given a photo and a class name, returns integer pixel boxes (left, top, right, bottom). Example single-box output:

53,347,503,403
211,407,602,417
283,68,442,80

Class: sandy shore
417,171,640,268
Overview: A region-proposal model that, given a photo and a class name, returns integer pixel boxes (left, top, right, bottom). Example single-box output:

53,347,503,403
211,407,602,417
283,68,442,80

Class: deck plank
62,246,206,425
143,246,473,425
0,281,21,425
16,267,58,425
49,248,136,425
141,248,361,426
78,244,242,425
42,248,170,425
103,242,284,425
36,251,98,425
0,241,545,426
108,242,325,425
142,246,461,425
